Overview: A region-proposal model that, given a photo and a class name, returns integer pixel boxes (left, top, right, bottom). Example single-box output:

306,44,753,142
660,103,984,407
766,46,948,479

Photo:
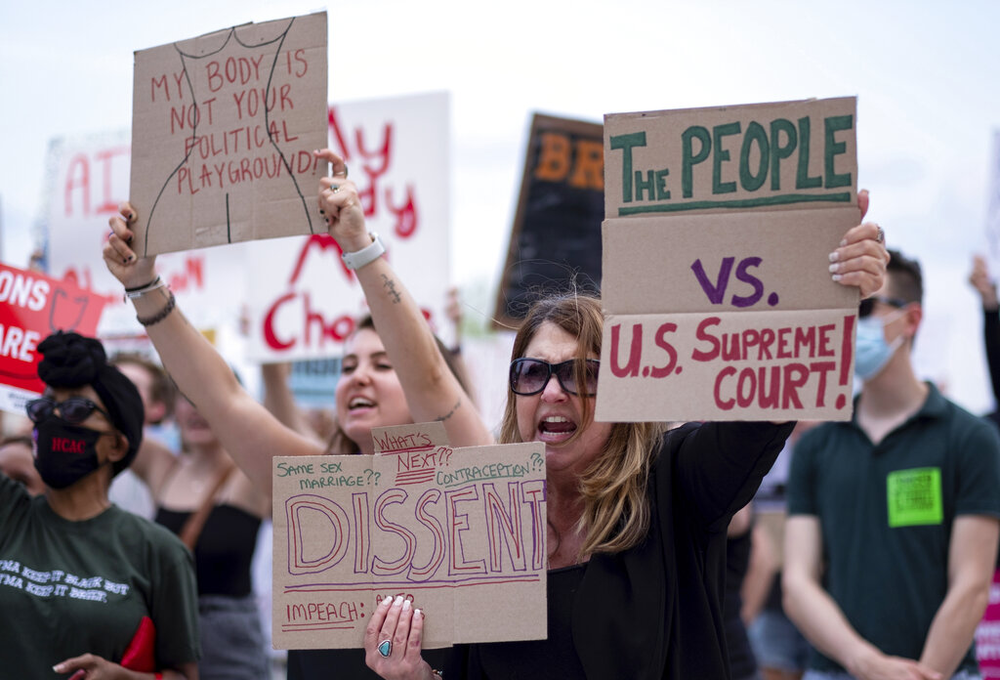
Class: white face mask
854,309,907,381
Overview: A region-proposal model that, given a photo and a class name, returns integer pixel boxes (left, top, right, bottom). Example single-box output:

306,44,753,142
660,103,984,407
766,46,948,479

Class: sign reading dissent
130,12,328,256
271,423,547,650
598,97,859,422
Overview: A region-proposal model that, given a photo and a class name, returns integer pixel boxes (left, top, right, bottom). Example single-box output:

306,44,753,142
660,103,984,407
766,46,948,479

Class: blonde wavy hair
497,294,664,559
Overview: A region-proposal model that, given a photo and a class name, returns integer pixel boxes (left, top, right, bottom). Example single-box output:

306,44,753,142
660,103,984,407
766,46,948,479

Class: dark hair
886,249,923,304
37,332,144,475
326,315,471,454
110,352,176,424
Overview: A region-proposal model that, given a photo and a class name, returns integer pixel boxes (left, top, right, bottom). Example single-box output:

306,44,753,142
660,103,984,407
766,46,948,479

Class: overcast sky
2,0,999,412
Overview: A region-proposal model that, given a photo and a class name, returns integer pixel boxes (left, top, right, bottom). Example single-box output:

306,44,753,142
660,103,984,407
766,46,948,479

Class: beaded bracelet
136,290,176,327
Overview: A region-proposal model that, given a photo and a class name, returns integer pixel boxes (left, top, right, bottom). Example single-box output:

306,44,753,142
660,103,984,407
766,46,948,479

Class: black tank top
155,505,261,597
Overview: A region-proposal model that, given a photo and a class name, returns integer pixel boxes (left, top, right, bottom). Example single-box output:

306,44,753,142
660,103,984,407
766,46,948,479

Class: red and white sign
0,262,106,414
245,92,451,361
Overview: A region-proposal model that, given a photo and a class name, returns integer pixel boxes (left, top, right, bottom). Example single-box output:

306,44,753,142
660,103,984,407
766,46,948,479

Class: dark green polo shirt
788,383,1000,674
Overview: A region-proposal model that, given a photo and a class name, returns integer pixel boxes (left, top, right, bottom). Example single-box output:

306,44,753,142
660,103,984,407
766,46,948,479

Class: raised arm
317,149,492,448
970,255,1000,404
104,205,325,499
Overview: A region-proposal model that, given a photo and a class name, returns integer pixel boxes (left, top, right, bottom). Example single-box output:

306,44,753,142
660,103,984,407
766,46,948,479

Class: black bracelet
136,290,176,327
125,276,160,292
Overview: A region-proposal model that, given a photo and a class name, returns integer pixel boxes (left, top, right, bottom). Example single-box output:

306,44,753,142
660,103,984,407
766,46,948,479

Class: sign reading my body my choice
598,97,860,422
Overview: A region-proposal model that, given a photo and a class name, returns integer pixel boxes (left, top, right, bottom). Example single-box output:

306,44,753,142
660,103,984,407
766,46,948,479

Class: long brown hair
326,316,472,454
497,294,664,558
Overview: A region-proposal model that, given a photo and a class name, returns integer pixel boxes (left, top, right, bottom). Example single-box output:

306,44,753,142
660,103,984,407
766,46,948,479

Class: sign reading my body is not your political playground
271,423,547,650
130,12,328,257
598,97,860,422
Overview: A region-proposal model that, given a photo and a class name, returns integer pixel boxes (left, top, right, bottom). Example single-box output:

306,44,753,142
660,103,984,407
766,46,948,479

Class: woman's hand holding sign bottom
365,595,436,680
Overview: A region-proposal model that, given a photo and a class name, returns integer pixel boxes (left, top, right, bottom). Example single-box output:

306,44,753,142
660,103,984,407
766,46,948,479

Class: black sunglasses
858,295,909,319
26,396,112,426
509,358,600,397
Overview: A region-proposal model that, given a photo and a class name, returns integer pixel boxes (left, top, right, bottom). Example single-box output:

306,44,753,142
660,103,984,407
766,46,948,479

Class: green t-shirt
0,474,200,678
787,383,1000,673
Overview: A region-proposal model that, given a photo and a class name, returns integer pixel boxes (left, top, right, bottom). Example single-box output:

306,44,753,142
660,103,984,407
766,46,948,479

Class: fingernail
415,608,423,618
840,238,847,247
53,665,65,673
402,599,411,611
832,273,842,282
394,595,404,606
828,251,839,263
127,254,135,263
828,263,839,274
123,257,129,264
319,209,325,215
380,595,392,606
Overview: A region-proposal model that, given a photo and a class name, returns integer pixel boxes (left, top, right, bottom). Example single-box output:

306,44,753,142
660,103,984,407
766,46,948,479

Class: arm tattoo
380,274,402,304
434,398,462,423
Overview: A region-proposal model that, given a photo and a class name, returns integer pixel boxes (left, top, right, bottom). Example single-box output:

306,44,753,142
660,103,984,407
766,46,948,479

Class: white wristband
341,232,385,270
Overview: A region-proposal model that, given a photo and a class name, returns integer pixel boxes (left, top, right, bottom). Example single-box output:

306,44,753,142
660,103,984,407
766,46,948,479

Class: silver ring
876,225,885,244
377,639,392,658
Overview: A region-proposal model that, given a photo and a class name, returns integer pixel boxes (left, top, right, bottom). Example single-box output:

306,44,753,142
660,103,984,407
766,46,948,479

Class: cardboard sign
598,98,859,422
494,114,604,329
244,92,451,362
604,97,856,217
272,423,547,650
43,130,250,336
0,263,106,414
130,12,328,256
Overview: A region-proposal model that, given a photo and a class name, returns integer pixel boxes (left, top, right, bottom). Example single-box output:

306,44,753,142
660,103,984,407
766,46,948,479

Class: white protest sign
43,130,247,337
244,92,451,361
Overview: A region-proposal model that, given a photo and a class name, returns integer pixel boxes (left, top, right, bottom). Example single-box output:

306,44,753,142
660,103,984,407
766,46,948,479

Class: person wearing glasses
0,331,200,680
783,250,1000,680
104,150,887,680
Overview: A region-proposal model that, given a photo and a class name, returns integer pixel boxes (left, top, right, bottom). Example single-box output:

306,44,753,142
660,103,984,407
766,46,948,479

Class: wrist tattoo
435,398,461,423
380,274,402,304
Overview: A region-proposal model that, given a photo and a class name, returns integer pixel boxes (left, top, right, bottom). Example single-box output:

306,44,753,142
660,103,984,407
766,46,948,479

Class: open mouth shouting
537,414,577,444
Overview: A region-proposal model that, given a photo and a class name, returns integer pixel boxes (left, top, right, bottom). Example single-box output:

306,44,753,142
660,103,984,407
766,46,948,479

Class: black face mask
33,418,105,489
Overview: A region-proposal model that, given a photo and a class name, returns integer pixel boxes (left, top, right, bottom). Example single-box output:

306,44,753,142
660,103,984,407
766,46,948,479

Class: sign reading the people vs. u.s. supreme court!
271,423,547,650
243,92,451,362
597,97,860,422
129,12,328,257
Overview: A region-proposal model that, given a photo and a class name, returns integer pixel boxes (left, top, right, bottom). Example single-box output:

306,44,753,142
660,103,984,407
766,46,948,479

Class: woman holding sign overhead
105,148,886,679
310,151,884,680
102,154,489,680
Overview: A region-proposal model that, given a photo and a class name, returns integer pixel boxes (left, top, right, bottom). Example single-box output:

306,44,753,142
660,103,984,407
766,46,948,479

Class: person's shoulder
107,506,190,558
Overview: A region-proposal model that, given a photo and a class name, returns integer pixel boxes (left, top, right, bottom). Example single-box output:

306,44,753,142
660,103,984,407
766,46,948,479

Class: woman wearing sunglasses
102,152,489,680
0,331,200,680
105,150,887,680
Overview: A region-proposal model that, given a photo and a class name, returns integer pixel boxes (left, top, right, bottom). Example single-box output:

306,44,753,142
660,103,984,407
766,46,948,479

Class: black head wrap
37,331,144,476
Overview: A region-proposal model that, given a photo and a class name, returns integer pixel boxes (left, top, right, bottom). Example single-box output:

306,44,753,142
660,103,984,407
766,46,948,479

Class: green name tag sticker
886,467,943,528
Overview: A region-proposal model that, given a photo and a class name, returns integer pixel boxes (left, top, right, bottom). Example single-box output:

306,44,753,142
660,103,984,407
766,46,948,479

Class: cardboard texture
0,263,107,414
130,12,328,256
598,97,859,421
493,113,604,329
272,423,547,650
604,97,857,218
596,309,856,422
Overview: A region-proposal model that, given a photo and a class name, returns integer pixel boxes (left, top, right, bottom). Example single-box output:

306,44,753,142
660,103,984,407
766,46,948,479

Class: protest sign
598,97,859,422
0,263,106,414
244,92,451,362
271,423,547,650
976,568,1000,678
43,130,249,337
130,12,328,256
494,113,604,328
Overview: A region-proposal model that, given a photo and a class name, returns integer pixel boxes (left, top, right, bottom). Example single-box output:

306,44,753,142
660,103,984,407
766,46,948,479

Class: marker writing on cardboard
608,114,854,215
